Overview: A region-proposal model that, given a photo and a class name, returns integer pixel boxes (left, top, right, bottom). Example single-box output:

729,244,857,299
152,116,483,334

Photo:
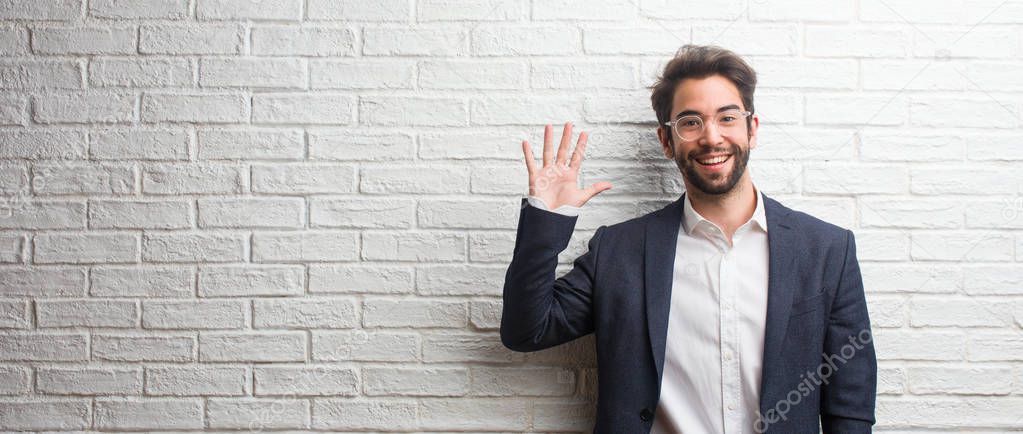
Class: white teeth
697,155,730,165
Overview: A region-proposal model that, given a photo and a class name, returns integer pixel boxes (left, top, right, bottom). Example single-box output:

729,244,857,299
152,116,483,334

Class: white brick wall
0,0,1020,431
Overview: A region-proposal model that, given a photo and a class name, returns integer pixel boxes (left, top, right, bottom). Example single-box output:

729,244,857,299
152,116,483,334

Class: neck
685,175,757,238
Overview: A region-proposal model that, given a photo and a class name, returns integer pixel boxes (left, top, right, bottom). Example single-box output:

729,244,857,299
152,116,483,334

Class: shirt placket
719,235,742,433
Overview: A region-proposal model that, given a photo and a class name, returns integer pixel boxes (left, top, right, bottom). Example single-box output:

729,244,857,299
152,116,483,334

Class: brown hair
649,45,757,143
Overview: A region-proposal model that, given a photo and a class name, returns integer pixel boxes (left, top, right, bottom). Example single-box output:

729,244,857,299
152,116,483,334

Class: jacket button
640,408,653,421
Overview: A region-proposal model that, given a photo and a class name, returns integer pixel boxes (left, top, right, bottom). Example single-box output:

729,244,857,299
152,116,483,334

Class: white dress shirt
526,188,769,433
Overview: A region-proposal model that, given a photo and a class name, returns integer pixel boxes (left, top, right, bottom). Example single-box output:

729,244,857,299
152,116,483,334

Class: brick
312,331,419,362
89,199,192,229
253,366,358,396
361,95,467,126
140,24,244,55
1,267,87,297
143,232,247,262
252,26,355,56
363,298,466,328
804,26,911,57
363,367,468,396
197,0,303,20
363,27,467,56
0,298,30,328
308,264,414,294
208,398,309,429
0,129,87,159
142,93,249,123
0,234,25,263
199,57,306,89
750,0,853,21
531,60,636,90
251,164,356,194
145,366,248,395
198,265,305,297
310,60,415,89
691,24,798,56
37,367,142,395
90,266,193,297
418,199,520,228
252,93,354,124
0,94,28,125
199,331,306,362
33,232,137,264
32,163,135,194
307,0,411,20
310,197,415,228
89,58,193,88
92,333,195,361
0,399,90,430
910,297,1013,327
362,232,466,262
37,299,138,327
419,60,526,90
470,366,575,396
0,27,28,56
418,397,528,430
584,27,690,55
0,332,88,361
31,26,136,55
473,25,580,56
469,299,502,329
308,130,414,161
252,231,359,262
90,129,189,160
198,128,304,160
0,60,81,89
141,163,245,194
0,0,82,20
90,0,189,19
908,366,1012,395
197,197,305,228
360,165,468,193
95,398,203,430
470,95,582,125
422,332,519,363
253,297,357,329
419,0,524,20
0,365,31,394
143,299,248,329
910,232,1014,262
313,398,416,430
803,164,908,195
416,264,506,296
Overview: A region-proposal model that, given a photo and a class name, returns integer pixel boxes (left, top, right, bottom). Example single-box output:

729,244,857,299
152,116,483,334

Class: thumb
582,181,613,200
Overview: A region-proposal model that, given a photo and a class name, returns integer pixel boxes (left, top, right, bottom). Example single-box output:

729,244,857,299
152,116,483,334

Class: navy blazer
501,192,876,433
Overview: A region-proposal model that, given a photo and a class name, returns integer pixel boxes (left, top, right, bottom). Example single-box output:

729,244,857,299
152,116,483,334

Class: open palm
522,122,613,209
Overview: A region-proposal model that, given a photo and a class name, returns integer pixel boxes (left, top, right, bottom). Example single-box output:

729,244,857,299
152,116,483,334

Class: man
501,45,877,433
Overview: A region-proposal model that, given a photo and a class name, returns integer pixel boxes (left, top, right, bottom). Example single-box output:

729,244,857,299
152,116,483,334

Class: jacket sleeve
500,197,605,352
821,229,877,433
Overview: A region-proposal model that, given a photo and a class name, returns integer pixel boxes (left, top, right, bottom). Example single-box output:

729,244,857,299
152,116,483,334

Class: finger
569,131,588,170
542,124,553,167
557,121,572,165
522,140,537,178
582,181,613,200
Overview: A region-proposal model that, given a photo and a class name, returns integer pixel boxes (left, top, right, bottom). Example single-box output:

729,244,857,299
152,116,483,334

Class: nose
699,118,725,145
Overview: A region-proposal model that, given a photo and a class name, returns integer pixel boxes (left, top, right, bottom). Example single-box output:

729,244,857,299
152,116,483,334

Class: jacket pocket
790,286,826,316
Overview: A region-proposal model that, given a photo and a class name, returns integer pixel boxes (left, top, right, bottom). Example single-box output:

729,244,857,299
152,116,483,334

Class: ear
748,113,760,150
657,126,673,159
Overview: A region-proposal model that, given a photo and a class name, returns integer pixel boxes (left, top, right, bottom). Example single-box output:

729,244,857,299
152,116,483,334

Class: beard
673,139,750,196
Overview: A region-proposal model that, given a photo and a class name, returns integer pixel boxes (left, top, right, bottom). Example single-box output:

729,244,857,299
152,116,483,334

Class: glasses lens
675,116,703,141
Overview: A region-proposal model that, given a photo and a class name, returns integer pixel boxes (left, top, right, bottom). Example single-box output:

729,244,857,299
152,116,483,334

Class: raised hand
522,122,613,210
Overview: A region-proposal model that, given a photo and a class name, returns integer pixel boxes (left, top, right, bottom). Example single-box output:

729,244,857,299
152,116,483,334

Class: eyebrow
675,104,741,119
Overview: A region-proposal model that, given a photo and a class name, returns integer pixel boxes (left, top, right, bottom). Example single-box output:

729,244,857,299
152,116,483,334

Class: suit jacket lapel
644,192,685,390
759,194,797,415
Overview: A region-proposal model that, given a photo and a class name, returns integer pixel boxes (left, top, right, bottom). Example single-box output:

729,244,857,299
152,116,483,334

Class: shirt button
724,351,732,361
728,403,736,411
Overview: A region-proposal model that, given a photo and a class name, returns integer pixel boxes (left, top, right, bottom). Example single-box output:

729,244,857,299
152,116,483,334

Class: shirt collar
682,185,768,235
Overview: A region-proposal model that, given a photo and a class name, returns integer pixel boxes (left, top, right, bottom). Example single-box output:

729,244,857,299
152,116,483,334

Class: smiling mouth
694,154,732,166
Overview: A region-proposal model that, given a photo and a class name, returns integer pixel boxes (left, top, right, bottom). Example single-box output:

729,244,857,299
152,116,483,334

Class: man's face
659,74,759,196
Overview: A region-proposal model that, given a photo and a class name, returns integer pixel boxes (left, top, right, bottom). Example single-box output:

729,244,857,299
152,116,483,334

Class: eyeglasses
664,109,752,142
